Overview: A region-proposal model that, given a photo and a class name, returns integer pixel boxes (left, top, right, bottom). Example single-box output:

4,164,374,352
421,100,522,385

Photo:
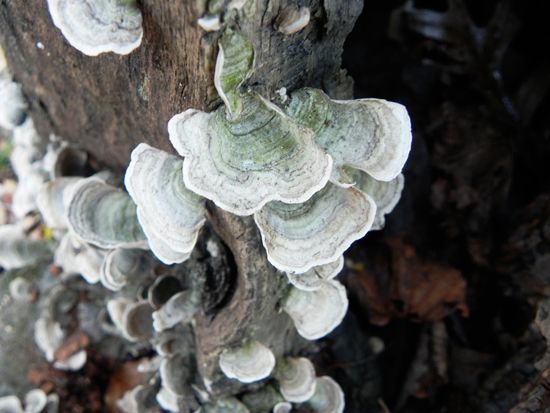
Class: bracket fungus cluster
0,8,411,412
47,0,143,56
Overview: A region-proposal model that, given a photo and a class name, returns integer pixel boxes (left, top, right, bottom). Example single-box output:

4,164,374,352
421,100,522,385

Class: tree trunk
0,0,363,398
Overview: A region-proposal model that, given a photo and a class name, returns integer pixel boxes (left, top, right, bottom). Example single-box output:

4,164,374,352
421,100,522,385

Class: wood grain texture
0,0,363,398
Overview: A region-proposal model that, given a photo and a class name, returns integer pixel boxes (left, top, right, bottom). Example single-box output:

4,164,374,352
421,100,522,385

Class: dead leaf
349,237,468,325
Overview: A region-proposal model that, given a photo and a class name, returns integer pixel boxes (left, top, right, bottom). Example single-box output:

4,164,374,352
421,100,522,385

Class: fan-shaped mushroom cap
283,280,348,340
254,183,375,273
168,97,332,216
0,225,52,270
54,233,105,283
344,167,405,230
285,88,412,183
152,289,201,332
99,248,149,291
307,376,345,413
8,277,35,302
286,256,344,291
65,178,148,250
47,0,143,56
0,395,23,413
24,389,47,413
36,177,80,230
219,340,276,383
125,143,205,264
273,402,292,413
275,357,316,403
0,72,27,130
107,298,153,342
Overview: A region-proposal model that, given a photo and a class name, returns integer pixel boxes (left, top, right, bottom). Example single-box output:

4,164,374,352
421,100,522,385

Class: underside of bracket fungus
275,357,317,403
284,88,412,183
168,32,332,216
255,183,375,273
219,340,276,383
283,280,349,340
47,0,143,56
343,167,405,230
36,177,80,230
125,143,206,264
66,177,148,250
286,256,344,291
307,376,345,413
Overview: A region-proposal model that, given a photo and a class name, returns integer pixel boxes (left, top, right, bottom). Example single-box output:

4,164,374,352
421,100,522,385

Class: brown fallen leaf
105,359,147,413
54,330,90,362
348,237,469,325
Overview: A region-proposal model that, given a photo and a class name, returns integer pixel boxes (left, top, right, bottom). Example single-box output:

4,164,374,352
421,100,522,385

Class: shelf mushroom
124,143,206,264
219,340,276,383
284,87,412,183
343,167,405,230
283,280,349,340
168,32,332,216
306,376,345,413
275,357,317,403
65,177,148,250
254,183,375,273
47,0,143,56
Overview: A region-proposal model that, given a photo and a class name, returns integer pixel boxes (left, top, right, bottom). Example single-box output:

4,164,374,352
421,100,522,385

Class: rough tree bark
0,0,363,397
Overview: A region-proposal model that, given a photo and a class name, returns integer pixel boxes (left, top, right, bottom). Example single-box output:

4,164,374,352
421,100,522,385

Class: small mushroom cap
152,289,201,332
8,277,35,302
0,395,23,413
344,167,405,230
47,0,143,56
276,357,316,403
285,88,412,182
0,73,27,130
283,280,348,340
99,248,149,291
36,177,81,230
198,14,222,32
107,298,153,342
286,256,344,291
307,376,345,413
254,183,375,273
219,340,276,383
168,97,332,216
66,177,148,250
124,143,205,264
24,389,48,413
273,402,292,413
54,233,105,283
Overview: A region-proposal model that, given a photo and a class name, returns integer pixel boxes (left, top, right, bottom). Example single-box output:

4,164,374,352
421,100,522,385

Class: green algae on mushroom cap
47,0,143,56
168,97,332,216
66,177,148,250
124,143,206,264
284,87,412,183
